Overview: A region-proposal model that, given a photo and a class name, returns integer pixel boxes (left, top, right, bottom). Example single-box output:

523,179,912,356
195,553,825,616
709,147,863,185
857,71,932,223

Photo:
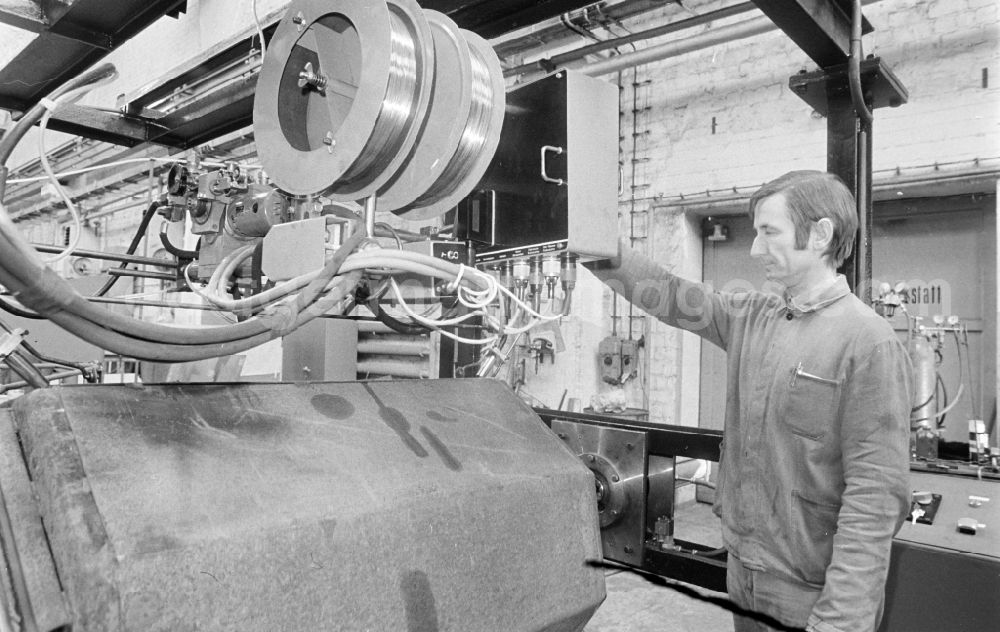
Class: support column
789,57,907,304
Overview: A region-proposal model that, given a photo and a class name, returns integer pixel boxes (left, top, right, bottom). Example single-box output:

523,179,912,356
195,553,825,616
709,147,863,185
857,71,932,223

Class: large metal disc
253,0,406,198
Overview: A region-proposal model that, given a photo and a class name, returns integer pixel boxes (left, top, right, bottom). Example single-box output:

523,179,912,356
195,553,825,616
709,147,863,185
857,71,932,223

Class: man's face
750,193,820,288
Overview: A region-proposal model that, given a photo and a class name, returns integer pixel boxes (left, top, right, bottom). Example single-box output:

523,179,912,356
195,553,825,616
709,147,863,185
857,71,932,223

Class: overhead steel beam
0,0,47,31
0,0,112,47
751,0,872,68
0,0,186,114
43,103,166,147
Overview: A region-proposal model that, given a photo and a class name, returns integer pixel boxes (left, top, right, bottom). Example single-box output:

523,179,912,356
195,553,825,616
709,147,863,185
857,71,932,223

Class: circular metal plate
582,453,629,528
325,0,435,201
375,10,472,212
253,0,393,197
393,28,506,221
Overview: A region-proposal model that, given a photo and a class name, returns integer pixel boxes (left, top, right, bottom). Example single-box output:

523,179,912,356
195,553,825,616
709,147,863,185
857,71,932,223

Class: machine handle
540,145,565,186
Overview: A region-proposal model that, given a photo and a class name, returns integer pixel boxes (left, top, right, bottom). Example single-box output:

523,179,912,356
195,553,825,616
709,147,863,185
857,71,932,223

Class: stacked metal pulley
253,0,505,220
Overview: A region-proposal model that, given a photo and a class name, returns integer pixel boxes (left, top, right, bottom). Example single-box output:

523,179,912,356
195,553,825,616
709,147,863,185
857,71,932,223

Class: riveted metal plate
551,419,646,565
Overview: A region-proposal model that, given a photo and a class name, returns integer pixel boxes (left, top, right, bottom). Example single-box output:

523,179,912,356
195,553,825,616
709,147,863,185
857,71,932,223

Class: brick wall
520,0,999,425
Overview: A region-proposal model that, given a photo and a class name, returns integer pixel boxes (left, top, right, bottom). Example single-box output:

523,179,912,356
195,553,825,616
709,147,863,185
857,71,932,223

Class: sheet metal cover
10,380,605,631
552,420,646,567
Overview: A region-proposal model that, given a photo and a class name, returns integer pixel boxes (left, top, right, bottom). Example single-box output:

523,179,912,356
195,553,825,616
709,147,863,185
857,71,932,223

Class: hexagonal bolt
292,12,306,29
623,545,634,554
323,131,336,153
611,474,620,483
587,454,595,462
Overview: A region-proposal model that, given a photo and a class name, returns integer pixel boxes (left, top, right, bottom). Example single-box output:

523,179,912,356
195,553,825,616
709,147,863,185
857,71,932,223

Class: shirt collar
784,275,851,316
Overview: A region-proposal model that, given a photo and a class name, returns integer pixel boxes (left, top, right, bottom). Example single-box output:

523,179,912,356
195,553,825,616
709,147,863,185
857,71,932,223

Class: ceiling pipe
503,2,758,78
510,0,885,83
578,13,775,78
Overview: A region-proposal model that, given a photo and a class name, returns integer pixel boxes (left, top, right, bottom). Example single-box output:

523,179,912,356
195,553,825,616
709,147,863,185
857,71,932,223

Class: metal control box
453,70,619,264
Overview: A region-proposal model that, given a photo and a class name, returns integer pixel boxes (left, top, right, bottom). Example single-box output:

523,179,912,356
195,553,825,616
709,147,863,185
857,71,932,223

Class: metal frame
536,408,727,592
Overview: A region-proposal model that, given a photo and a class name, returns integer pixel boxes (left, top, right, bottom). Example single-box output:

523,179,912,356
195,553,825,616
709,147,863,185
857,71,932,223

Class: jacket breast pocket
781,366,842,440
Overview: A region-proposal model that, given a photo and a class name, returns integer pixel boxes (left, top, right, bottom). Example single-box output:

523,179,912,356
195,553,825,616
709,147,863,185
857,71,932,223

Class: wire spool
253,0,434,200
390,28,506,221
375,11,473,213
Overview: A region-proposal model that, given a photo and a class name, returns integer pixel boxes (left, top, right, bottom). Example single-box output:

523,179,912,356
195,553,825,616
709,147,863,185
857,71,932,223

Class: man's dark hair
748,170,859,267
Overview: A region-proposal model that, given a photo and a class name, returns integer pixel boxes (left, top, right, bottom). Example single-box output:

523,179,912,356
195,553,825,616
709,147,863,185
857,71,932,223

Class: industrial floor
584,500,734,632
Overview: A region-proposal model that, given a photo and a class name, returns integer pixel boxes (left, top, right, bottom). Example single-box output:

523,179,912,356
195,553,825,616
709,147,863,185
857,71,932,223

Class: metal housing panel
467,70,618,263
566,70,619,260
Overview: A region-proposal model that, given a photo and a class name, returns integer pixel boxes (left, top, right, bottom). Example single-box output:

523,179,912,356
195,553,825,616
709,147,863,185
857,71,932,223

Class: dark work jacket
591,248,911,632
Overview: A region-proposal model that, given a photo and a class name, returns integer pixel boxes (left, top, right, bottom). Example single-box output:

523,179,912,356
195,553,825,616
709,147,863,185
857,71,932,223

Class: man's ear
811,218,834,251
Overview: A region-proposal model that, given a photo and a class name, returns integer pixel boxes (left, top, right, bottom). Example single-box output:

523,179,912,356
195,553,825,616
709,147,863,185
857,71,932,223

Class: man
586,171,911,632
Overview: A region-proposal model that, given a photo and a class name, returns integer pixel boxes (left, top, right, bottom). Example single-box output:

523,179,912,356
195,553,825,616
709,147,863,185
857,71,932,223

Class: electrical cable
0,317,93,374
368,298,431,335
848,0,873,127
960,329,979,420
159,224,198,259
912,384,964,425
251,0,266,60
0,64,118,177
935,373,948,428
0,296,43,320
585,560,806,632
374,222,404,249
94,200,161,297
560,12,603,44
0,63,561,364
36,76,118,264
0,205,365,361
676,476,717,490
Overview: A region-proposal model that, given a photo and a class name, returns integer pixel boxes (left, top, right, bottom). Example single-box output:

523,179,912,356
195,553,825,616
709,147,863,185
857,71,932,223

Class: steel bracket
788,56,909,117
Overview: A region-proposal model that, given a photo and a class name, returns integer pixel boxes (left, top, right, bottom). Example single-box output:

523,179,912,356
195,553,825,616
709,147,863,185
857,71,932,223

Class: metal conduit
510,0,884,82
578,15,775,78
502,2,758,78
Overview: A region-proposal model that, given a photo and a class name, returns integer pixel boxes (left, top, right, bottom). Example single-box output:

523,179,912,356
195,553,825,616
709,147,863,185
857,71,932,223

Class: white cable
177,244,561,344
251,0,266,60
37,80,113,264
386,286,498,346
388,279,487,327
494,282,565,321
